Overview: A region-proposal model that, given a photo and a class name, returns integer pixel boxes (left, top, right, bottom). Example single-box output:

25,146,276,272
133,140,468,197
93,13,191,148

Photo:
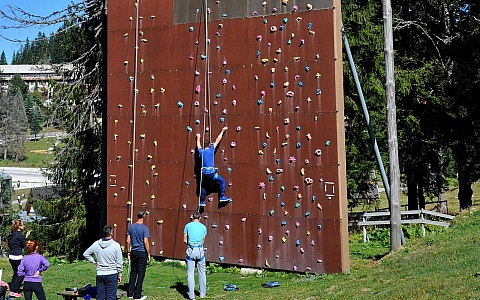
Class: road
0,167,51,189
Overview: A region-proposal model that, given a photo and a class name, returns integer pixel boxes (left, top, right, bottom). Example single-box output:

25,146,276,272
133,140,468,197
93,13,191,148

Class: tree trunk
406,165,418,210
383,0,402,251
418,177,425,209
458,169,473,210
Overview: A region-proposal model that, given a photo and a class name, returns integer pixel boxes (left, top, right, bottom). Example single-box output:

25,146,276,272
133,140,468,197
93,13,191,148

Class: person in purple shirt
196,126,232,206
17,240,50,300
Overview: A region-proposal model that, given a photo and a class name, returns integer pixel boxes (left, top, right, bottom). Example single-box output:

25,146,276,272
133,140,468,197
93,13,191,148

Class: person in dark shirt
7,220,31,298
126,210,150,300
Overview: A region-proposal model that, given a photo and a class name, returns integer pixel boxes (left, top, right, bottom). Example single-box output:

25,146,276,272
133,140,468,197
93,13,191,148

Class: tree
0,0,107,259
0,87,28,161
0,51,7,65
10,74,29,96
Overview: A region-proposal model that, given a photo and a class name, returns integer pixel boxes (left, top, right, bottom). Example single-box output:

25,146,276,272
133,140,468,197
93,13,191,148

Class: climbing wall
106,0,349,274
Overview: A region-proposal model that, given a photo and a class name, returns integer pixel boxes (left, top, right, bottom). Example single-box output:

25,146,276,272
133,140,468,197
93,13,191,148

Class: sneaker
219,196,232,202
199,200,206,206
134,296,147,300
10,292,22,298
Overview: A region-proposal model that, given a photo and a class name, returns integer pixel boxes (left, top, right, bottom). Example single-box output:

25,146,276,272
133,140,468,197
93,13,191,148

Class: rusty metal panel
107,0,347,274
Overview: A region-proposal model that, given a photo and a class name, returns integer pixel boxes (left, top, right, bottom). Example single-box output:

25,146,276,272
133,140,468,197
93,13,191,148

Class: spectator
83,225,123,300
17,240,50,300
0,280,10,300
126,210,150,300
183,211,207,300
7,220,31,298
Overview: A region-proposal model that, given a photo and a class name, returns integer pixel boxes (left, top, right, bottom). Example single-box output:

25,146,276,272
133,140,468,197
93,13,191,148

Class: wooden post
363,214,367,243
382,0,402,251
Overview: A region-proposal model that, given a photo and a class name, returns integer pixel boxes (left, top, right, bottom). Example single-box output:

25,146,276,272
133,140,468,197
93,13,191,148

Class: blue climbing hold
295,203,300,208
196,119,200,124
222,13,228,18
296,126,301,131
269,210,275,216
269,176,274,182
219,256,224,261
262,142,267,148
225,69,230,74
257,99,263,105
296,239,300,246
305,212,310,217
296,142,301,148
220,117,225,123
287,39,291,45
189,26,194,32
270,82,275,88
186,181,190,185
177,101,183,108
216,93,221,98
312,195,316,201
298,81,303,87
201,54,207,60
216,46,221,50
279,25,285,31
317,224,322,230
276,158,281,164
263,19,268,24
283,18,288,24
305,66,310,72
186,126,192,132
325,140,331,146
317,88,322,95
308,22,312,29
280,201,284,206
227,167,232,172
281,221,287,226
280,186,285,191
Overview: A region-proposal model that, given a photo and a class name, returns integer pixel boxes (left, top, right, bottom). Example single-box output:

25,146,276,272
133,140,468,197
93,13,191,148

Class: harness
186,244,205,261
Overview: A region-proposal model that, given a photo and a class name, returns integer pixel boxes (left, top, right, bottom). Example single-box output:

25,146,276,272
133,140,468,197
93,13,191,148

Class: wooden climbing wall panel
106,0,349,274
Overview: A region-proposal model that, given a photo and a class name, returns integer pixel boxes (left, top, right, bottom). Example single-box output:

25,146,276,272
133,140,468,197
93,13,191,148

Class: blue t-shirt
198,144,215,173
127,223,150,252
184,221,207,245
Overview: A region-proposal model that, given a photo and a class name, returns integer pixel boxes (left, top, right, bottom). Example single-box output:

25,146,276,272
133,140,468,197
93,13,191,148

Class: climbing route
106,0,349,274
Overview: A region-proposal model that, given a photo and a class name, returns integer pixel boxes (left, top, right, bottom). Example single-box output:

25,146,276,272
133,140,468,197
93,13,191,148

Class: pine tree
0,51,7,65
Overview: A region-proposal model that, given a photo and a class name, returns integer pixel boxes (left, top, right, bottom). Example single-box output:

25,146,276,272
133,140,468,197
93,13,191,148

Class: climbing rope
197,0,212,210
129,0,141,222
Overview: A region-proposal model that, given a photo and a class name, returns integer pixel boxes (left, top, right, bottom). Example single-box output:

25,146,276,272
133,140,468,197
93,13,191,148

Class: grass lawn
1,190,479,300
0,134,58,168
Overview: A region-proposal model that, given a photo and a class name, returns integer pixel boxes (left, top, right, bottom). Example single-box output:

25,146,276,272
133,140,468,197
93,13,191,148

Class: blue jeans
128,250,147,298
200,172,226,201
186,247,206,299
96,273,118,300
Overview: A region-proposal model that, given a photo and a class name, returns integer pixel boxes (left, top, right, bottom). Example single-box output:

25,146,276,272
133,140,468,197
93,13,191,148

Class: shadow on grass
170,281,190,299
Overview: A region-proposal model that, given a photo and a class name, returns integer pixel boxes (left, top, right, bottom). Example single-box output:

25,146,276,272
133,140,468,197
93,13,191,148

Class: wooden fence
348,209,455,243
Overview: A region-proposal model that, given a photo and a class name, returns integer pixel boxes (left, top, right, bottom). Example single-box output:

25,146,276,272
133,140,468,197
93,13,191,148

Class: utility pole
382,0,402,251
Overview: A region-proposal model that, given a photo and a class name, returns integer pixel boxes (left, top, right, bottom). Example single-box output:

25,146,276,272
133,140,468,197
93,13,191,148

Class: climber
196,126,232,206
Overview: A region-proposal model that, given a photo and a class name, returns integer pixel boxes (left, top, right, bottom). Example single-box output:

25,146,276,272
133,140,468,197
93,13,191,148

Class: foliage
0,85,28,161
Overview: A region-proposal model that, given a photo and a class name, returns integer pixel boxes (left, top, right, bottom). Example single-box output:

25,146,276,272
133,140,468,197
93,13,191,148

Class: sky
0,0,73,64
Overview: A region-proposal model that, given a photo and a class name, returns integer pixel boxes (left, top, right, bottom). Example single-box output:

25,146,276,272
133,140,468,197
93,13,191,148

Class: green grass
0,131,58,168
1,196,480,299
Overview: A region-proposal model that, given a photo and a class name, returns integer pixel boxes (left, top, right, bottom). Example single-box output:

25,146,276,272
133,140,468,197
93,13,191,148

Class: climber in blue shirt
196,126,232,206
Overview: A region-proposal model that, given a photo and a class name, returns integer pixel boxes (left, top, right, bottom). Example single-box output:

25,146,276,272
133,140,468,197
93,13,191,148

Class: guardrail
348,209,455,243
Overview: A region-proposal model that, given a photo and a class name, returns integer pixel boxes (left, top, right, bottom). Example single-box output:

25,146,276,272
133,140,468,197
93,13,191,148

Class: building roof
0,64,72,75
0,64,57,74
